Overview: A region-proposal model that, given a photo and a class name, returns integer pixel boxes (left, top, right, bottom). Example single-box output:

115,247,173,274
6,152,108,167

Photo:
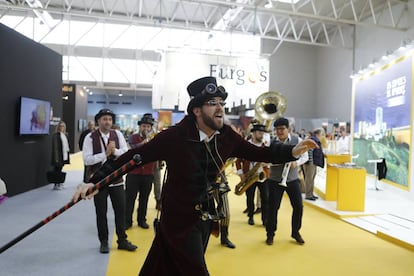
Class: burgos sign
210,64,268,85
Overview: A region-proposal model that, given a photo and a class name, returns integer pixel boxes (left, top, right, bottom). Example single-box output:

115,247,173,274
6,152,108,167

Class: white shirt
273,134,309,167
199,129,220,142
236,138,268,175
336,135,350,154
60,132,70,161
82,130,128,166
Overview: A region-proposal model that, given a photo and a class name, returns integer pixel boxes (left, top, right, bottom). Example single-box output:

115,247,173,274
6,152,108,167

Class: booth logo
210,64,268,85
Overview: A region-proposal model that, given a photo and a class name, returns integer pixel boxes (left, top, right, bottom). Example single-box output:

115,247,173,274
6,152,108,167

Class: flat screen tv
19,96,51,135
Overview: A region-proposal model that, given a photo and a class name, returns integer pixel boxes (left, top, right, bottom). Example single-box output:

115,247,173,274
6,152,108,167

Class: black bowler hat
251,123,266,132
186,76,228,115
95,108,115,124
273,117,289,128
138,113,154,126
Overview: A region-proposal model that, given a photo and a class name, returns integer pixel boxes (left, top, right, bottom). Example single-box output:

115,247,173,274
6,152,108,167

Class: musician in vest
125,113,156,229
82,109,137,254
265,117,309,246
74,77,319,275
236,123,269,226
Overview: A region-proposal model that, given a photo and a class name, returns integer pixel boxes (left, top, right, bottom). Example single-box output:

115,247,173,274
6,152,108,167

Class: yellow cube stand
325,154,351,201
335,167,366,211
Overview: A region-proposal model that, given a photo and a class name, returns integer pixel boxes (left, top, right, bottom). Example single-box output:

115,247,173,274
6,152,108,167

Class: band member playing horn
125,113,156,229
74,77,318,275
265,117,309,246
236,123,269,226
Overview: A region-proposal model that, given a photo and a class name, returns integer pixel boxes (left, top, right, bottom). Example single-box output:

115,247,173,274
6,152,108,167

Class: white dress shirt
82,129,128,166
336,135,350,154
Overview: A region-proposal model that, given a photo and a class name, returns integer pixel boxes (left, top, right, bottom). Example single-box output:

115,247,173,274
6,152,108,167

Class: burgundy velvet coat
101,116,296,275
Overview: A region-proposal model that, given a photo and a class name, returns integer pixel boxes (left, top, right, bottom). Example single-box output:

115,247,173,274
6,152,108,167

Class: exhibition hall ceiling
2,0,409,46
0,0,410,97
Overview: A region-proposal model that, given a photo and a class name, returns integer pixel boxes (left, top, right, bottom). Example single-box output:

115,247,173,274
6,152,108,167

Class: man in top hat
125,113,156,229
82,108,137,253
74,77,318,275
265,117,309,246
236,123,270,226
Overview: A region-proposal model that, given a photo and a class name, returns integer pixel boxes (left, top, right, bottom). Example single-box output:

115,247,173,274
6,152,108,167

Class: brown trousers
302,163,317,198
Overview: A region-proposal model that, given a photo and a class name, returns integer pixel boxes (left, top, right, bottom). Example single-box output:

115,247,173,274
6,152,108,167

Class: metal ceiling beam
45,44,161,61
1,0,409,34
177,0,408,31
8,0,404,94
0,2,349,48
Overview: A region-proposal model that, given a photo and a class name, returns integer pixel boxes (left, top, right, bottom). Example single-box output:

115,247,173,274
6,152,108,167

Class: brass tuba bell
234,91,287,195
254,91,287,130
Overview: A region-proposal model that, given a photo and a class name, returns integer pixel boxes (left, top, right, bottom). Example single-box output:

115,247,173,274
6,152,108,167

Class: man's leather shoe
118,240,137,251
138,221,150,229
100,243,109,254
291,233,305,244
242,208,248,214
266,236,274,245
305,197,316,201
254,207,262,214
248,217,254,225
312,195,319,199
221,238,236,249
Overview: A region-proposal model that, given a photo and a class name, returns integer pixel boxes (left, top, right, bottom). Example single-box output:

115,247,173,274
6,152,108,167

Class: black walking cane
0,154,142,254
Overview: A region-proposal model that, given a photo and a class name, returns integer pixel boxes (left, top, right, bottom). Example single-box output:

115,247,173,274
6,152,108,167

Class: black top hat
138,113,154,126
186,76,228,115
251,123,266,132
95,108,115,124
273,117,289,128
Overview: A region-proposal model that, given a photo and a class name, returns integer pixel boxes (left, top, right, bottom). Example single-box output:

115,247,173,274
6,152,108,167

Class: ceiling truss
0,0,410,97
1,0,409,49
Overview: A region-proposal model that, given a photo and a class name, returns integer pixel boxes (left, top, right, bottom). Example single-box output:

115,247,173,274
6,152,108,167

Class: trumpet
234,91,287,195
278,162,291,187
143,129,156,142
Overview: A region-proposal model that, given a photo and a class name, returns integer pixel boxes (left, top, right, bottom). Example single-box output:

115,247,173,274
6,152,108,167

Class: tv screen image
19,97,51,135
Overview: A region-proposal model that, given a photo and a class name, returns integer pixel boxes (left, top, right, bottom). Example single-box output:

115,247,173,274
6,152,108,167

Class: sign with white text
152,52,269,111
352,55,412,188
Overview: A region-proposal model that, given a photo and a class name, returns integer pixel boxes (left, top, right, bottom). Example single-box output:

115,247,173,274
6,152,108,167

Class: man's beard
100,123,112,133
201,111,223,130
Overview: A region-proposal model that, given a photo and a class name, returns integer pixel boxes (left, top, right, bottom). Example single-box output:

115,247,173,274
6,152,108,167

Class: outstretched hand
72,183,97,203
292,139,319,157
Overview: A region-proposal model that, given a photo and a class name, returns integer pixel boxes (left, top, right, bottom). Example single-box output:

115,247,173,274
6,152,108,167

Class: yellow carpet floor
67,153,414,275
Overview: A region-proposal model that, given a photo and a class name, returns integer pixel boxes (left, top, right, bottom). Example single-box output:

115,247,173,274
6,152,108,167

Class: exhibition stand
333,165,366,211
325,154,351,201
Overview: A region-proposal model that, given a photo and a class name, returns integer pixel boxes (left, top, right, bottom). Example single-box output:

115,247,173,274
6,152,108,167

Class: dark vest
187,136,222,204
311,136,324,168
83,130,122,184
269,135,299,183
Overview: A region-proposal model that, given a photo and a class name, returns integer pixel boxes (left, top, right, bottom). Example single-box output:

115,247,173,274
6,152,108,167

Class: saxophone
234,91,287,196
234,162,266,195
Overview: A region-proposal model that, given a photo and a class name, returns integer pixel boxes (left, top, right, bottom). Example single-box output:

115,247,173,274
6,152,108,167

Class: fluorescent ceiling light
265,0,301,8
275,0,301,3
